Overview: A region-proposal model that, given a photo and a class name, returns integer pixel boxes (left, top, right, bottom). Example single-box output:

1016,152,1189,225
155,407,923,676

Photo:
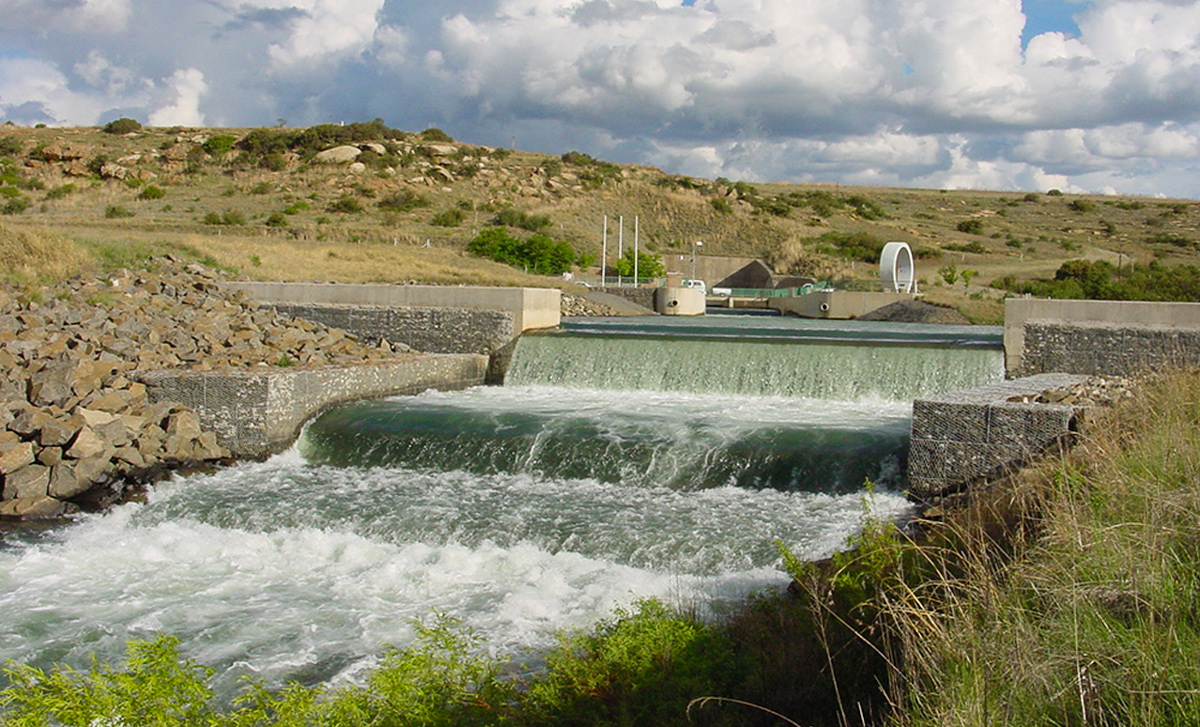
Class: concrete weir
141,354,488,459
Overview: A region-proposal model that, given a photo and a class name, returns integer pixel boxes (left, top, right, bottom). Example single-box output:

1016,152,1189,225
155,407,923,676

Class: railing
711,281,832,298
577,277,664,288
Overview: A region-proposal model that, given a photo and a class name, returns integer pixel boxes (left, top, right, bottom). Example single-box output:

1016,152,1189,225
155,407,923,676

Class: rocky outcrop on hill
0,259,399,520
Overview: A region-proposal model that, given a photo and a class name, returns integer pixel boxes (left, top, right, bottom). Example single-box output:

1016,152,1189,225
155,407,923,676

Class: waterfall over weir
0,315,1005,699
506,316,1005,401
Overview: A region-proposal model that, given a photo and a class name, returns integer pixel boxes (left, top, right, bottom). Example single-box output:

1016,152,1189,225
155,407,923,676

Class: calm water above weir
0,315,1003,696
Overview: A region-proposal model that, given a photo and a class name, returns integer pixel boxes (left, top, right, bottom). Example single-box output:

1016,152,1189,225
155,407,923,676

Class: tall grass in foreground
892,370,1200,726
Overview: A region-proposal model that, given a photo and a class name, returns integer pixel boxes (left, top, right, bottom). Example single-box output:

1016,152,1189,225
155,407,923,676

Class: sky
2,0,1200,198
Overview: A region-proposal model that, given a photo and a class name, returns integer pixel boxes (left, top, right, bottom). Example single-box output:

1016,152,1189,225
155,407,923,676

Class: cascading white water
506,334,1003,399
0,316,1004,698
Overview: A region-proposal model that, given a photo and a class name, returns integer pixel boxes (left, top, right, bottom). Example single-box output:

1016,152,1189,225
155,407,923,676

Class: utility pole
618,216,624,286
633,216,639,284
601,215,608,287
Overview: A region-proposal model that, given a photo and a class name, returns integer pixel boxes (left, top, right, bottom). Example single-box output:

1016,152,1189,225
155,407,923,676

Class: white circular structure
880,241,915,293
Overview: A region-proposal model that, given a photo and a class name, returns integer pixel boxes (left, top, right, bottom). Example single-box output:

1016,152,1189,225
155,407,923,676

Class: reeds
889,370,1200,726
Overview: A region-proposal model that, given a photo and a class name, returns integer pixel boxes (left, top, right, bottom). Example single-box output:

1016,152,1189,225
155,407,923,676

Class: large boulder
315,146,362,163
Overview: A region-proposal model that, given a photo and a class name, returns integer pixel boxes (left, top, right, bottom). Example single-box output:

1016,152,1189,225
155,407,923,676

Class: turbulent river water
0,314,1003,697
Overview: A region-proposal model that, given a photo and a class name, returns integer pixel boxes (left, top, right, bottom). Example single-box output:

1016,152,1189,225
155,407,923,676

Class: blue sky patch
1022,0,1087,47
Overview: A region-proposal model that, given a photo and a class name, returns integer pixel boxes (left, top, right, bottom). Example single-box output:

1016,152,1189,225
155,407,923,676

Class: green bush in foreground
0,603,744,727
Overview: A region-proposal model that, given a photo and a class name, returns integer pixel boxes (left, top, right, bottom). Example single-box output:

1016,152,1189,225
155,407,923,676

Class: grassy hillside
3,121,1200,321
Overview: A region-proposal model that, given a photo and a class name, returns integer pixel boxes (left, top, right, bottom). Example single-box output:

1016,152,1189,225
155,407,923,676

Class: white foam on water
0,386,915,698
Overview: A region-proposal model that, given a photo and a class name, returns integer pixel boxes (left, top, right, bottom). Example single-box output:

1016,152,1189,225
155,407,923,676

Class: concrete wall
661,254,758,288
771,291,914,319
228,282,561,333
140,354,488,458
1005,298,1200,377
908,373,1087,501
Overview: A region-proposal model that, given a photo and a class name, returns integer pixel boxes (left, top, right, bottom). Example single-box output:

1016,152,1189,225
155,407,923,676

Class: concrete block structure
141,354,488,458
908,373,1088,501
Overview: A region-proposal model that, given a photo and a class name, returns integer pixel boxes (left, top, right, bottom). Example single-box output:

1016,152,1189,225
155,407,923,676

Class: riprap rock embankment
0,259,403,520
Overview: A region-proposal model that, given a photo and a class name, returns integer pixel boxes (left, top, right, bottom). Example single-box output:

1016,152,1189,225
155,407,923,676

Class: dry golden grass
187,233,556,286
0,222,92,281
24,221,557,287
886,371,1200,727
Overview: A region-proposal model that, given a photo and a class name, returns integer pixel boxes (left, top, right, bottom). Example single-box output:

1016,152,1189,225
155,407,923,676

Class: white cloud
74,51,142,96
148,68,207,127
267,0,386,69
5,0,1200,197
0,0,131,33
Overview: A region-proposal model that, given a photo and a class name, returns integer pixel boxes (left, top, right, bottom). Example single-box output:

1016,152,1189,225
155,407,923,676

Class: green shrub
846,194,888,220
0,635,218,726
943,241,986,254
467,227,578,275
102,117,142,135
0,136,23,157
939,264,958,285
1147,232,1194,248
710,197,733,215
612,247,665,279
1,196,30,215
44,184,76,200
104,204,135,219
201,134,237,157
264,212,288,228
202,210,245,225
378,189,430,212
1068,199,1096,212
525,600,734,727
494,208,551,232
421,127,454,142
430,208,465,227
327,195,364,214
138,185,166,201
811,230,885,263
956,219,984,234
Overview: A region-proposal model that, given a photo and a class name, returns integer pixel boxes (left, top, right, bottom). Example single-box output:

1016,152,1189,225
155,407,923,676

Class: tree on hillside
612,248,665,279
468,227,577,276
